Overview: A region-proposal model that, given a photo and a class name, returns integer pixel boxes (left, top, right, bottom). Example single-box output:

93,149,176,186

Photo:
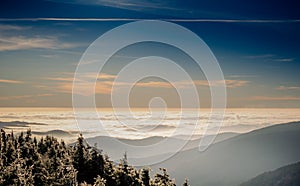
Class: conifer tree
0,129,182,186
182,178,190,186
152,168,176,186
141,168,151,186
94,175,106,186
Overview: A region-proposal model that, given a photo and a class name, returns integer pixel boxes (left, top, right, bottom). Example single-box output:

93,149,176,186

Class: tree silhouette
0,129,188,185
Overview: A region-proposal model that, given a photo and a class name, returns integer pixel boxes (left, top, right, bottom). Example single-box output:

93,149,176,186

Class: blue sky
0,0,300,108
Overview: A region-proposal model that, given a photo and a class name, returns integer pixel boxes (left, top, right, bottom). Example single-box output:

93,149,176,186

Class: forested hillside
0,129,189,186
240,161,300,186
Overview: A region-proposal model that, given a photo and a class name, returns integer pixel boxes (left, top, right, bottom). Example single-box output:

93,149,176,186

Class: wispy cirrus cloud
244,54,275,59
0,94,54,101
98,73,117,80
0,36,77,51
42,73,118,95
135,81,173,88
43,72,249,95
224,80,249,88
47,0,181,12
276,86,300,90
86,0,171,10
0,24,78,51
42,0,300,23
193,79,248,88
0,79,23,84
45,73,116,82
0,24,30,31
40,54,60,59
226,74,257,78
59,81,115,95
72,79,248,95
130,79,248,89
244,54,295,62
1,18,300,23
273,58,294,62
45,77,75,82
250,96,300,101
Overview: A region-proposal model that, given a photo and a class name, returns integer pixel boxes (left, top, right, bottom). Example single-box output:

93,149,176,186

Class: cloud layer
0,79,23,84
0,36,77,51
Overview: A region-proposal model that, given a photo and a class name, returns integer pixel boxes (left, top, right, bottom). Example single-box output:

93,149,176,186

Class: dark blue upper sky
0,0,299,107
1,0,300,19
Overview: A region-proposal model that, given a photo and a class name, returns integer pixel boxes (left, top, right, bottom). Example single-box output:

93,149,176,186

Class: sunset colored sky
0,0,300,108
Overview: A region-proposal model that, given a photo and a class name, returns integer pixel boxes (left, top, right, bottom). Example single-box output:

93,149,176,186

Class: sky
0,0,300,108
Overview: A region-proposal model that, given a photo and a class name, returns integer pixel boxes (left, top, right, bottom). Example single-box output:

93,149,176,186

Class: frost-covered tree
0,129,183,185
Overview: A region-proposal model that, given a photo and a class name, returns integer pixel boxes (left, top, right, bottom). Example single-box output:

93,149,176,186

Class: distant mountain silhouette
85,132,239,160
32,129,76,137
240,161,300,186
149,121,300,186
0,121,45,128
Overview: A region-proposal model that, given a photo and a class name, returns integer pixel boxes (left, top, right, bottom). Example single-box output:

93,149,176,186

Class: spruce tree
0,129,182,186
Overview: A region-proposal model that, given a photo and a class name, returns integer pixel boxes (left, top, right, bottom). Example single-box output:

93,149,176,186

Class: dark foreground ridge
154,121,300,185
0,129,189,186
240,161,300,186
